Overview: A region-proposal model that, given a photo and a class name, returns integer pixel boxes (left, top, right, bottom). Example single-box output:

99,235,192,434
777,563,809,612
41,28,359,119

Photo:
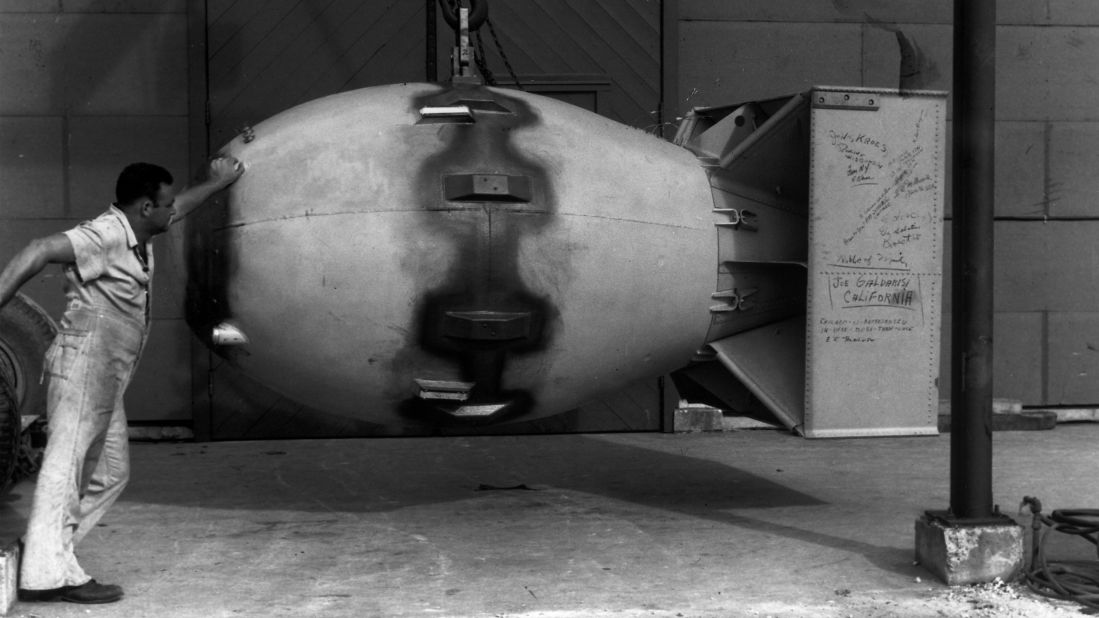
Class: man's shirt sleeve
62,218,119,283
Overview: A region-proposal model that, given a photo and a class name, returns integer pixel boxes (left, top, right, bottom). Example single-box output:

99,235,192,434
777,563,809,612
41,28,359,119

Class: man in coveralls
0,157,243,604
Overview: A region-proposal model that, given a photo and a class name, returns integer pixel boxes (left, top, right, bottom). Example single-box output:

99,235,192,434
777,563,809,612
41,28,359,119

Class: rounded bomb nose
193,82,716,427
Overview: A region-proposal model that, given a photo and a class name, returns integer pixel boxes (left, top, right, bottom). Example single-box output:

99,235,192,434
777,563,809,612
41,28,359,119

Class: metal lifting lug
442,310,532,342
710,287,758,312
439,0,488,31
419,105,475,123
415,379,475,401
713,208,758,232
449,4,482,85
444,173,532,202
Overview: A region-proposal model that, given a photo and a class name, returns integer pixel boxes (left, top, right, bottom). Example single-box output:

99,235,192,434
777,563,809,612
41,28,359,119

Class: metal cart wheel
0,372,18,493
0,293,56,484
0,293,56,419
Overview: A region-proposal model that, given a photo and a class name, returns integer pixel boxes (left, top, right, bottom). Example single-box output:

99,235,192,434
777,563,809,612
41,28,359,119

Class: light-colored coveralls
20,206,152,590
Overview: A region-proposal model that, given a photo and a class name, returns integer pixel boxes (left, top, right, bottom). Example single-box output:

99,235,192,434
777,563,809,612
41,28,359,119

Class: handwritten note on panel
811,98,942,346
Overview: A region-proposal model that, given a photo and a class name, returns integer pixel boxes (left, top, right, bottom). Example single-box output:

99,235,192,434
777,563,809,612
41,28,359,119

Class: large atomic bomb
187,80,736,426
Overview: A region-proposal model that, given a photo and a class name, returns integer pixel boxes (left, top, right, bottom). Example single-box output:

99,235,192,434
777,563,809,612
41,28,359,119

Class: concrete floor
2,424,1097,617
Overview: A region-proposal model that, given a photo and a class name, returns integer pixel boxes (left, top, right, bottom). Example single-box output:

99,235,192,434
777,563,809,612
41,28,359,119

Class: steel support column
427,0,438,82
950,0,996,519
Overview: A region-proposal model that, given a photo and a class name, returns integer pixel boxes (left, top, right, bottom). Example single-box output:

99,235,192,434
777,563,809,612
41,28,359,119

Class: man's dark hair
115,163,173,207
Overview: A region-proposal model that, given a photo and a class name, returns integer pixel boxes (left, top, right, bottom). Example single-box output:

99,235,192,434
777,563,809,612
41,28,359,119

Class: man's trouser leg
73,395,130,545
20,310,139,590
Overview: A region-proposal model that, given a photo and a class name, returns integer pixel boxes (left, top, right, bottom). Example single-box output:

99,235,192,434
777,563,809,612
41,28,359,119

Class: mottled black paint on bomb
401,84,560,423
184,193,235,356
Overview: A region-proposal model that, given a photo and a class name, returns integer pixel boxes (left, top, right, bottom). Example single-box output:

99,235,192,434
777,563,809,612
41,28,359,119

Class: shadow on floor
21,433,919,578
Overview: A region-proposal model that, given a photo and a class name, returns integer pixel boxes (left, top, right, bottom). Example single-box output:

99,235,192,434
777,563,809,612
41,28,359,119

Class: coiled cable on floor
1020,496,1099,612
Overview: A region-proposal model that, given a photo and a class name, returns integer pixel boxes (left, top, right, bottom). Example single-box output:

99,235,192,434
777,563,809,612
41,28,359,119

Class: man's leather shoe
18,579,123,604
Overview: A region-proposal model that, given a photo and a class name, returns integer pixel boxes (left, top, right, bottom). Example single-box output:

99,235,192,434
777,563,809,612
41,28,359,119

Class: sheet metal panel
707,316,806,433
803,86,945,437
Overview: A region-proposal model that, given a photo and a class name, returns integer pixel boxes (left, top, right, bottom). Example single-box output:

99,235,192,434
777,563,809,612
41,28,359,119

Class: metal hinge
812,90,881,111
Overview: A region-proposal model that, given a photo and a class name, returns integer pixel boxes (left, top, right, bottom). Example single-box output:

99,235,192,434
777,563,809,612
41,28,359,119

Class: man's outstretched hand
209,156,245,189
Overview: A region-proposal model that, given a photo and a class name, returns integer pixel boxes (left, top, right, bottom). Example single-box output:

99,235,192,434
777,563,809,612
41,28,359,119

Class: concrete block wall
0,1,195,421
678,0,1099,406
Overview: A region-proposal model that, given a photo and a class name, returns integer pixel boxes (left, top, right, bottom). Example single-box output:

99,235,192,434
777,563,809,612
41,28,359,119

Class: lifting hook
438,0,488,32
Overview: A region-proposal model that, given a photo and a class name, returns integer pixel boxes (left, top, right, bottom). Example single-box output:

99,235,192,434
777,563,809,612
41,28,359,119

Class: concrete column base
0,540,18,615
914,513,1025,585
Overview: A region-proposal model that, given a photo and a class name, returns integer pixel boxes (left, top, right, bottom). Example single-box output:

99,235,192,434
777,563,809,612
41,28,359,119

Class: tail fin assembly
677,87,946,438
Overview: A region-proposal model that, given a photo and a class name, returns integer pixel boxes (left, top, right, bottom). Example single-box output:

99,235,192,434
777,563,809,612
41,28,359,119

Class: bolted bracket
444,174,532,203
443,311,532,342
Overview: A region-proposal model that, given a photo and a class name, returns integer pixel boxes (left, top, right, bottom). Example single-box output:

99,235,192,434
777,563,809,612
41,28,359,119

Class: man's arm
0,234,75,309
172,156,245,221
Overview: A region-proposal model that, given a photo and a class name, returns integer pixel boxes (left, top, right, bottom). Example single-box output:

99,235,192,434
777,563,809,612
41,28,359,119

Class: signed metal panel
804,86,946,437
